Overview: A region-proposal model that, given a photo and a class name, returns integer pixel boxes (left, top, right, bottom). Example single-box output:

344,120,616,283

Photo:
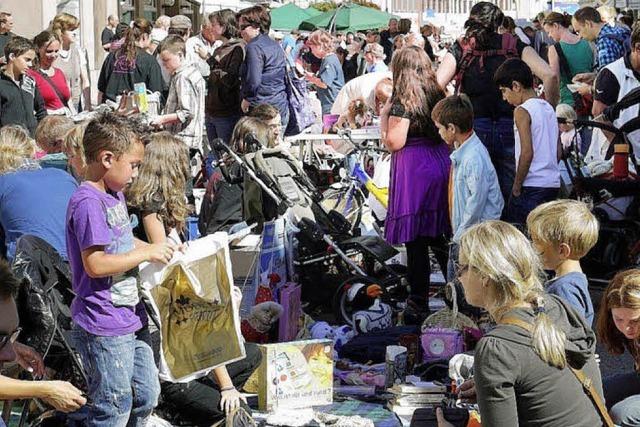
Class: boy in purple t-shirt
66,113,176,426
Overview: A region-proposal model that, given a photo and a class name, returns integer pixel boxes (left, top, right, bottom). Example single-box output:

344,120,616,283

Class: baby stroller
558,96,640,287
213,139,408,324
9,235,87,426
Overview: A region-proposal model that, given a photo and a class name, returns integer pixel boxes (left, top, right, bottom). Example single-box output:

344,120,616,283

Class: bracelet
221,386,235,392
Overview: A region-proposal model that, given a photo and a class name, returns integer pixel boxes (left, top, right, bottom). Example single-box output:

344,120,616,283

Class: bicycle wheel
321,186,364,232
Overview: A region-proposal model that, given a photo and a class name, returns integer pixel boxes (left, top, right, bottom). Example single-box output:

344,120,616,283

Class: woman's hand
13,342,45,379
220,387,247,415
435,407,456,427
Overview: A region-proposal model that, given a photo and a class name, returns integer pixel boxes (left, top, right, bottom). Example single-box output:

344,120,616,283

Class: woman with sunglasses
237,5,289,131
27,31,71,115
438,220,606,426
596,269,640,426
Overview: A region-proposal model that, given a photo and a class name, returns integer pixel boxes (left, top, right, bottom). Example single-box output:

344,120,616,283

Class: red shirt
26,68,71,111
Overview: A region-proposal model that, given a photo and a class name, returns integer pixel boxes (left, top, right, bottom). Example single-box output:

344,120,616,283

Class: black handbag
410,407,469,427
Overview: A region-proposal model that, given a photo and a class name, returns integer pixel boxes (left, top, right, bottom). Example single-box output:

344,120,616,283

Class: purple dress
385,136,451,245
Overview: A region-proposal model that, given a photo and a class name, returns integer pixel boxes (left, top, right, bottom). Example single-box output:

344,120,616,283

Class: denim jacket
450,132,504,242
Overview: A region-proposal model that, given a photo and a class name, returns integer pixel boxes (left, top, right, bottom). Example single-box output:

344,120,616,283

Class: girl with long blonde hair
596,270,640,426
382,45,450,311
447,220,605,426
125,132,190,242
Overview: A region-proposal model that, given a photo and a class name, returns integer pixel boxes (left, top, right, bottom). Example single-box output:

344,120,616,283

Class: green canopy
299,3,398,33
271,3,318,31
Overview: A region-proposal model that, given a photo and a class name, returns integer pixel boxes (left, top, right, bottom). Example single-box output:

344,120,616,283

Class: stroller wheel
332,275,379,325
321,187,364,233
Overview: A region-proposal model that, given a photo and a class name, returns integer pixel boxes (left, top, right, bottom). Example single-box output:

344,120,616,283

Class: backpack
454,33,519,94
553,42,593,116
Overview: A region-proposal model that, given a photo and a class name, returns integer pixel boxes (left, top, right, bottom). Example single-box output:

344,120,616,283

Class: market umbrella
271,3,317,31
299,3,398,33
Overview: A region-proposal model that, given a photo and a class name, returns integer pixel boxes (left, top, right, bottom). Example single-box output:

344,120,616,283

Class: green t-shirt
557,39,594,106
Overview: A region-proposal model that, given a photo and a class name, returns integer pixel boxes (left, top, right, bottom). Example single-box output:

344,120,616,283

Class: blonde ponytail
531,296,567,368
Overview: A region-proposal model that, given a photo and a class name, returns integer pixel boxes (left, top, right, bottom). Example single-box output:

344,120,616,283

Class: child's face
159,50,184,75
266,114,282,141
499,83,520,106
611,307,640,340
531,236,565,271
103,141,144,192
559,122,574,133
434,121,455,145
11,50,35,76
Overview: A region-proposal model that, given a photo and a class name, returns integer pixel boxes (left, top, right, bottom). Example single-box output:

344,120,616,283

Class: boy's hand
144,242,176,264
511,184,522,197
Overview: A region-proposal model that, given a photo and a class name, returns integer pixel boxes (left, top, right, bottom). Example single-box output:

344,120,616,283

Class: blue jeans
473,118,516,207
505,186,558,227
206,115,240,149
604,372,640,427
72,326,160,427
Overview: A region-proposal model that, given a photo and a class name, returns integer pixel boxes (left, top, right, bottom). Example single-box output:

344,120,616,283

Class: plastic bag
139,233,245,382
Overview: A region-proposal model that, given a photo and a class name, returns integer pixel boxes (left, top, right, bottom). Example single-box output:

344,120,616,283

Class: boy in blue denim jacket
432,95,504,280
527,200,598,326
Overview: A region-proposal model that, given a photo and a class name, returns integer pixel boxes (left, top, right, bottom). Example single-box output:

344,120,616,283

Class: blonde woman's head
0,125,36,174
459,220,567,368
527,200,599,270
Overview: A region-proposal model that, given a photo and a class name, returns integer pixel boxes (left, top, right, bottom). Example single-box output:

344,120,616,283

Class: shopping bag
139,233,245,382
368,154,391,221
278,282,302,342
253,218,288,304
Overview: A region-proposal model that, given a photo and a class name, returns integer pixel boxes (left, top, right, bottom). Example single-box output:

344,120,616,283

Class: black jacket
97,48,164,102
206,38,245,118
0,72,47,136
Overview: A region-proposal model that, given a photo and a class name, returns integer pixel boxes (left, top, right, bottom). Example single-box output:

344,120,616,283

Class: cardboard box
256,339,333,411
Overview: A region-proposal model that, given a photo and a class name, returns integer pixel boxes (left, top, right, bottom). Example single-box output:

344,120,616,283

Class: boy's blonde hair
459,220,568,369
527,200,599,258
0,125,36,174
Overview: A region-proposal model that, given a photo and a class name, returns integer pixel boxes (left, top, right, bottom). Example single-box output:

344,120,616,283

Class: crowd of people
0,2,638,427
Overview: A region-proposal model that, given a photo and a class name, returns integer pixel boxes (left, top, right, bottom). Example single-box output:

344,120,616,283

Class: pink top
26,68,71,111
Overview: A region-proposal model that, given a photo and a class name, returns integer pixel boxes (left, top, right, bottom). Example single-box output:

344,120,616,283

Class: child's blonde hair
459,220,568,368
35,115,74,154
125,132,190,233
555,103,577,121
0,125,36,174
527,200,599,259
64,123,88,177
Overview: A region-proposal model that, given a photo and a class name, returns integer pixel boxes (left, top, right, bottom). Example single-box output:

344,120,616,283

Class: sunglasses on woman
0,327,21,352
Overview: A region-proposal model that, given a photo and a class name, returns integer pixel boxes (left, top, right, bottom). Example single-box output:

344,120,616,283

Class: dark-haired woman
27,31,71,114
436,2,558,205
381,46,450,311
543,12,593,108
97,18,164,103
596,269,640,426
237,5,289,130
205,9,245,145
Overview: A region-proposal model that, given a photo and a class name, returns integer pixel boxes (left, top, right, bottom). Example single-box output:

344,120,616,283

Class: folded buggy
213,139,408,323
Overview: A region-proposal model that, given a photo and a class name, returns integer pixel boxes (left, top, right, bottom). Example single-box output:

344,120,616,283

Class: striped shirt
163,63,206,150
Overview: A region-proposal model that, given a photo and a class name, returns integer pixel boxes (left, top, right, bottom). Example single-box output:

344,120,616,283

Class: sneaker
226,407,256,427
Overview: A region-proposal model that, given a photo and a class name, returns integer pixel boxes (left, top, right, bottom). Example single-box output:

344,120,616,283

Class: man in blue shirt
572,6,629,70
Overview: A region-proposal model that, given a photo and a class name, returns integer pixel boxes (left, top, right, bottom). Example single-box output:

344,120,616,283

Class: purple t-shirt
66,183,146,336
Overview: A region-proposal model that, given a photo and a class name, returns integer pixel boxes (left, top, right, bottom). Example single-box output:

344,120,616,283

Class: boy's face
102,141,144,192
531,236,566,271
499,83,521,106
159,50,184,75
11,50,35,76
266,114,282,141
434,121,456,145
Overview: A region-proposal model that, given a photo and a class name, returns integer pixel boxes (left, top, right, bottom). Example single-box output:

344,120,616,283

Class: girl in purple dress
381,46,451,310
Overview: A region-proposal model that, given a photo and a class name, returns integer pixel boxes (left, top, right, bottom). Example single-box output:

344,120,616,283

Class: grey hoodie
475,294,604,426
